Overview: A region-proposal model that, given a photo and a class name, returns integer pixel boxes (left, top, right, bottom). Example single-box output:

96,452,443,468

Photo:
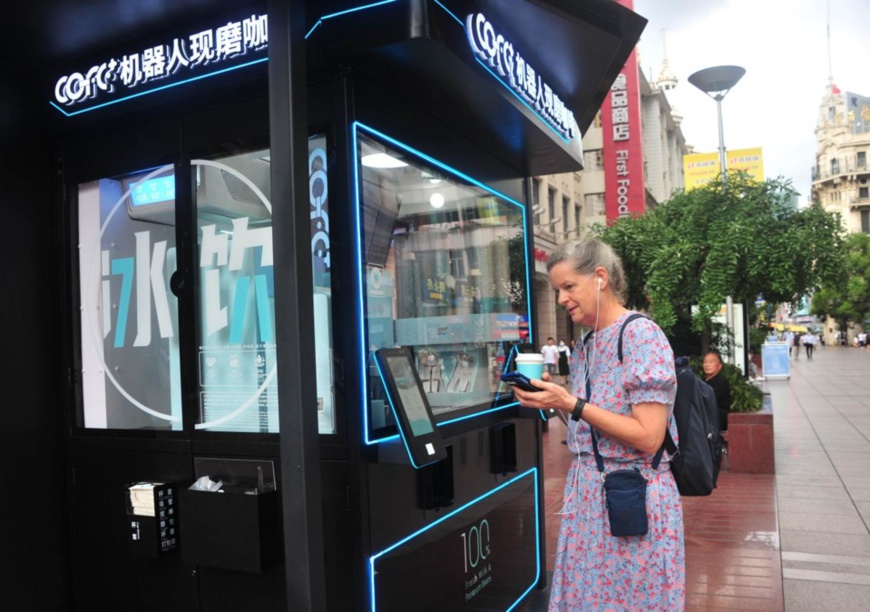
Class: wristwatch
570,397,587,421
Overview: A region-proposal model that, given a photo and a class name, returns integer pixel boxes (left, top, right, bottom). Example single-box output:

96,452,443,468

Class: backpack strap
616,313,669,469
617,313,648,363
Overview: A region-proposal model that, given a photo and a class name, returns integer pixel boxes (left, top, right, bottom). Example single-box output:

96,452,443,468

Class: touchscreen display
385,355,435,436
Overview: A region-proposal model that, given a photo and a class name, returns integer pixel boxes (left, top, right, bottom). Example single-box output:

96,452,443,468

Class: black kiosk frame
34,0,646,610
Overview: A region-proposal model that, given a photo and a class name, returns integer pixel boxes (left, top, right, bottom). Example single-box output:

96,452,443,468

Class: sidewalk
526,344,870,611
769,344,870,611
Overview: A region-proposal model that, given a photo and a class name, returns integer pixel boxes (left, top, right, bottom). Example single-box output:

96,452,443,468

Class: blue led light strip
353,122,532,445
49,57,268,117
305,0,399,39
368,467,540,611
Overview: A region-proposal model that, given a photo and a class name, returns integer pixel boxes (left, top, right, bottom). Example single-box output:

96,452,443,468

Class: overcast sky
632,0,870,203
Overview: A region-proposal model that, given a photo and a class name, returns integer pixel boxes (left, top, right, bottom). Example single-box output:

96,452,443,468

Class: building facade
811,84,870,345
812,84,870,233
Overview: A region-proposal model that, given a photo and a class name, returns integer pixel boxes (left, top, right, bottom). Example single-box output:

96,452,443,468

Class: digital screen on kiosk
385,355,434,436
356,125,532,441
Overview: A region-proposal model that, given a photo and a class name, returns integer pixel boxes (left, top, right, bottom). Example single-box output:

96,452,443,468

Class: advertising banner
683,147,764,190
601,0,644,221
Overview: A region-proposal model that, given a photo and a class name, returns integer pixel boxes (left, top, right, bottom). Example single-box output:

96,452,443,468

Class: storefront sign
52,14,268,115
465,13,576,141
601,0,644,220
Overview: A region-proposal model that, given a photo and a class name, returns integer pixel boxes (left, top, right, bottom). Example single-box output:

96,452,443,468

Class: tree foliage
810,232,870,330
592,173,845,341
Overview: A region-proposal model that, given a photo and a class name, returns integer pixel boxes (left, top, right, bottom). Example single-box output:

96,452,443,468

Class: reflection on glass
76,141,336,435
194,150,278,433
194,141,336,434
358,130,530,438
77,167,181,430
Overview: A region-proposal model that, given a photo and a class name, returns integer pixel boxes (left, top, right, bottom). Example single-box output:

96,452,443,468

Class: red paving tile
542,418,784,611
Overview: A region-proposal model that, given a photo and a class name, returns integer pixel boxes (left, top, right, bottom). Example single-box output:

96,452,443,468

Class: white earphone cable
557,275,602,516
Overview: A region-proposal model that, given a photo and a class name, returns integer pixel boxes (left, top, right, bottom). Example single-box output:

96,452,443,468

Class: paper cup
515,353,544,381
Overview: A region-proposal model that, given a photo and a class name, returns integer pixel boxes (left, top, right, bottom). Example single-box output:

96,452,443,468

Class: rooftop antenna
656,29,678,91
827,0,832,82
826,0,836,92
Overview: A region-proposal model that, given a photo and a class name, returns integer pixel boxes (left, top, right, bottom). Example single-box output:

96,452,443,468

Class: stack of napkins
128,482,162,516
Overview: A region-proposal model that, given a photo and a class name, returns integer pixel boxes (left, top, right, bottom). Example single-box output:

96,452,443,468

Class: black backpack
607,313,721,496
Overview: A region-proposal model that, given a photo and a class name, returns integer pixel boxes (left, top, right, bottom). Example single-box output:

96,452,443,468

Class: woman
513,238,683,611
557,339,571,384
702,351,732,431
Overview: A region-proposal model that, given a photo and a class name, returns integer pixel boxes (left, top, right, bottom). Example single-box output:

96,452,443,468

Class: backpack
587,313,721,496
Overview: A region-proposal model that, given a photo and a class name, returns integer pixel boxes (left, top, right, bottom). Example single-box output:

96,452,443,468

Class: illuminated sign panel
601,0,644,221
52,14,268,115
131,176,176,206
465,12,577,141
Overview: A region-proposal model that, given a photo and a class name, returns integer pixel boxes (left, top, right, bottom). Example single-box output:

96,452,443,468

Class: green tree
593,173,845,354
811,232,870,332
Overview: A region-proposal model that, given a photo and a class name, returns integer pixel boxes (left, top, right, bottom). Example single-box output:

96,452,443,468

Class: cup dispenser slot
490,422,518,474
418,444,454,509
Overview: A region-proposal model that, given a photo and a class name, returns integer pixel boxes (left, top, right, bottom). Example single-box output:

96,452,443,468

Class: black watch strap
570,397,587,421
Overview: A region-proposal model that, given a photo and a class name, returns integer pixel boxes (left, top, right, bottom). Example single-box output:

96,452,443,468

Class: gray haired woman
512,238,684,610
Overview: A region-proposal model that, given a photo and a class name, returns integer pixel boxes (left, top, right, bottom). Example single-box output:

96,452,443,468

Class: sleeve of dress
621,319,677,407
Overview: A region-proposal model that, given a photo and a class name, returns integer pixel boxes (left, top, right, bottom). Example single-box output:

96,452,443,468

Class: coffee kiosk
5,0,644,609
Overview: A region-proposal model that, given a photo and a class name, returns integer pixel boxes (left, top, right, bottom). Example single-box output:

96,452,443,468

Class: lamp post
688,65,745,181
688,65,747,371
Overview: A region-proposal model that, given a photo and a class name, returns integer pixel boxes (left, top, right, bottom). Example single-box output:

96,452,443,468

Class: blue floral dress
549,312,684,611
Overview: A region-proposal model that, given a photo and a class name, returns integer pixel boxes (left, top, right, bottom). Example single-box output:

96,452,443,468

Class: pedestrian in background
557,339,571,385
512,237,684,611
702,351,732,432
541,337,560,377
793,332,801,360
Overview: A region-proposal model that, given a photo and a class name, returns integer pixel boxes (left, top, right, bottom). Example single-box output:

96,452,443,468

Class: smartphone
500,371,542,392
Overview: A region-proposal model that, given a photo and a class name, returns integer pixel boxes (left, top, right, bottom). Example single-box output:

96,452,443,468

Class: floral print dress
549,312,684,611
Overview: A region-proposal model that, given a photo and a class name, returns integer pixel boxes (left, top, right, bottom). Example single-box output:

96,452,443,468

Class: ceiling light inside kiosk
361,153,408,168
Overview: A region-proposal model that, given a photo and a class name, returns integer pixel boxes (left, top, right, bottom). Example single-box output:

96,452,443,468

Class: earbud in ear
597,277,602,289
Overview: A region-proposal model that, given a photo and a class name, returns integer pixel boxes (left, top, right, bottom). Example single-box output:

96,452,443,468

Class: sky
632,0,870,203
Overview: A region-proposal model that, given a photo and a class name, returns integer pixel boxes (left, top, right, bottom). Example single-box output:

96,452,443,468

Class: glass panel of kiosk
355,126,531,442
75,137,337,434
193,142,336,433
77,166,182,430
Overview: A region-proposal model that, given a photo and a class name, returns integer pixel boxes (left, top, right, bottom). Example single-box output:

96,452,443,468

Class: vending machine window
354,124,532,442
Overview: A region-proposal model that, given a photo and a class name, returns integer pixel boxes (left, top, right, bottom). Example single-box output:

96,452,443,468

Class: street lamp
688,65,747,371
688,65,745,180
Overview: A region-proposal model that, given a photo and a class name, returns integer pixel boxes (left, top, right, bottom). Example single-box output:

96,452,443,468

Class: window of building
583,150,604,171
858,151,867,168
548,187,557,223
562,196,570,234
585,193,605,216
862,209,870,234
860,187,869,200
832,158,840,175
574,204,581,233
532,178,541,208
